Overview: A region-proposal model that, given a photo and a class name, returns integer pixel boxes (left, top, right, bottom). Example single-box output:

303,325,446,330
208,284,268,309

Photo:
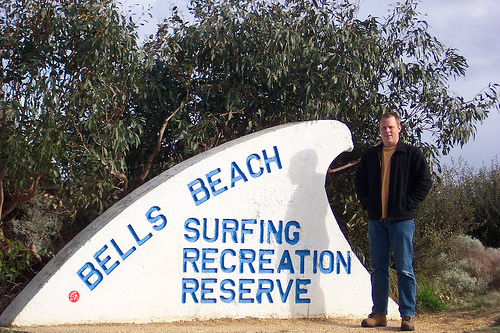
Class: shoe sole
361,323,387,327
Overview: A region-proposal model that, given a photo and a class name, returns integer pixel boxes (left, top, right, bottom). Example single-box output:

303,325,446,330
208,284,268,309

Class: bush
414,158,500,282
437,235,500,294
468,158,500,248
0,237,43,314
0,238,33,283
10,194,67,256
414,160,476,280
0,194,62,314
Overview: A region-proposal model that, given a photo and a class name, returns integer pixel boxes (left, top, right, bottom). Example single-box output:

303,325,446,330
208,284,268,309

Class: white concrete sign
0,120,397,326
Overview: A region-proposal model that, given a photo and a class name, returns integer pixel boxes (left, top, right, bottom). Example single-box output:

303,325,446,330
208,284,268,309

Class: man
355,112,432,331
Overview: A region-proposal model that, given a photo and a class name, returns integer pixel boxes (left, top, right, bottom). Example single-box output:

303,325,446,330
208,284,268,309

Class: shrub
439,263,491,294
414,160,476,280
414,158,500,282
0,194,63,314
468,158,500,248
10,194,68,256
0,237,44,314
0,238,33,283
437,235,500,294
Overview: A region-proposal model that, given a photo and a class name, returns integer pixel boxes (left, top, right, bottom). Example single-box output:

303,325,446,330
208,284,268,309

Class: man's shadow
284,149,329,316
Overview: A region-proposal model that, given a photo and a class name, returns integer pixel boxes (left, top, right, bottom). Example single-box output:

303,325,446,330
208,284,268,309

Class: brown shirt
381,145,396,218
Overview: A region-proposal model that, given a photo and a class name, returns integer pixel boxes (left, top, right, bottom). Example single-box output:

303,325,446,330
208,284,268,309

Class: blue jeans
368,219,416,317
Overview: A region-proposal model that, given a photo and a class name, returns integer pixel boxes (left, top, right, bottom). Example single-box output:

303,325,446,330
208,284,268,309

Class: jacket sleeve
407,149,432,208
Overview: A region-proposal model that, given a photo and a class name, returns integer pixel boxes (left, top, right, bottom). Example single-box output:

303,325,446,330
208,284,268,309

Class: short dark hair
380,112,401,126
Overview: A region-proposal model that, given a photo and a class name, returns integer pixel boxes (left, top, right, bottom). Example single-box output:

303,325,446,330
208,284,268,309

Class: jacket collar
374,140,406,153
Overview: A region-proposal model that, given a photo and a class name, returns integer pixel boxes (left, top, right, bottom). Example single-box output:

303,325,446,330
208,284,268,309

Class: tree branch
328,158,360,174
1,172,43,220
0,163,8,226
138,90,190,186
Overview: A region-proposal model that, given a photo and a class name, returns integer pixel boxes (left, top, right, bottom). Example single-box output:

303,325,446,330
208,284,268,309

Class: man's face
379,116,401,148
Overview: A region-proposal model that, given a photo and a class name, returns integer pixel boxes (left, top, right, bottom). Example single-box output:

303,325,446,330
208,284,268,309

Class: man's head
379,112,401,148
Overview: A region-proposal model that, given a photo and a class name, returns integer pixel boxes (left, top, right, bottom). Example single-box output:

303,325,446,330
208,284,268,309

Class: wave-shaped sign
0,120,397,326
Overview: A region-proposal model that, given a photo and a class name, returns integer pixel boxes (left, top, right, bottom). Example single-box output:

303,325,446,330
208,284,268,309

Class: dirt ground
2,310,499,333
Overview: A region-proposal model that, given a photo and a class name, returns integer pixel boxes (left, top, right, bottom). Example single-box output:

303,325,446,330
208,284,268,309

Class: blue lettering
276,279,293,303
203,218,218,242
183,248,199,273
78,206,170,293
200,278,217,304
77,262,103,291
285,221,300,245
295,250,310,274
258,249,274,273
246,153,263,178
337,251,351,274
241,219,256,243
177,277,314,304
182,278,199,303
230,161,248,187
277,250,294,273
222,219,238,243
220,279,236,303
94,245,119,275
319,250,334,274
267,220,282,244
201,248,218,273
256,279,274,304
295,279,311,303
239,249,256,273
184,218,200,242
110,239,136,261
187,178,210,206
313,250,318,274
239,279,254,303
206,168,228,196
187,147,283,205
262,146,282,173
220,249,236,273
145,206,167,231
128,224,152,246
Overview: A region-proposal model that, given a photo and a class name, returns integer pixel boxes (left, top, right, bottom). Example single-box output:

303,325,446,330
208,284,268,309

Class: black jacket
355,141,432,221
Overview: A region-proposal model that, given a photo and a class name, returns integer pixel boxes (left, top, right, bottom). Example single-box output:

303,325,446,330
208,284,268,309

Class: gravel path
1,311,498,333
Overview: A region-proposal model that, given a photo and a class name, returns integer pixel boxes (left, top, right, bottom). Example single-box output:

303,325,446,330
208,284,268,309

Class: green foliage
413,160,477,279
394,158,500,315
10,194,68,255
130,2,500,272
416,283,446,313
3,0,497,228
413,158,500,278
0,239,33,282
130,0,499,184
438,235,500,294
0,0,143,226
412,159,500,298
468,158,500,248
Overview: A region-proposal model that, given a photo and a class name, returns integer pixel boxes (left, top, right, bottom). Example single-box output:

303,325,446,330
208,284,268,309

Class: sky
122,0,499,168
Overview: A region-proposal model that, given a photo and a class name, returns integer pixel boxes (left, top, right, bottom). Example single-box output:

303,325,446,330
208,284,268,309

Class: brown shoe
401,316,415,331
361,313,387,327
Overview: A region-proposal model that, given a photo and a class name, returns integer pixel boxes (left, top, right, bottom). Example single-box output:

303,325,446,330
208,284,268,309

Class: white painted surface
0,120,398,326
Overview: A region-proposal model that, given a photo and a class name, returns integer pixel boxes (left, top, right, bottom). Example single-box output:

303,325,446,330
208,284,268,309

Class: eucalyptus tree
0,0,143,232
133,0,498,180
130,0,499,257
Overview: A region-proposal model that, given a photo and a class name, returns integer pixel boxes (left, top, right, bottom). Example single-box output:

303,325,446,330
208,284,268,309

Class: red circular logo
68,290,80,303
